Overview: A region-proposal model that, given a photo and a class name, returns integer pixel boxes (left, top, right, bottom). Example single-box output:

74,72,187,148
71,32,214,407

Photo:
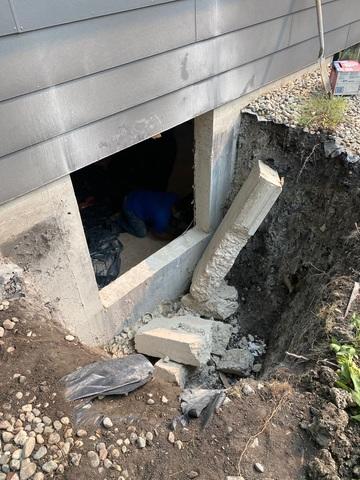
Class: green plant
331,314,360,421
299,94,348,131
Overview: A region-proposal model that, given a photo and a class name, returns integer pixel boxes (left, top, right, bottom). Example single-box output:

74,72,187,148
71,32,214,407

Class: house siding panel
0,0,359,205
0,0,17,36
0,1,196,101
11,0,177,32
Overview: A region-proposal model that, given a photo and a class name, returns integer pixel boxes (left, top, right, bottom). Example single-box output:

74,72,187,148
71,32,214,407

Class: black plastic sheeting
81,204,123,289
62,354,154,401
175,388,226,429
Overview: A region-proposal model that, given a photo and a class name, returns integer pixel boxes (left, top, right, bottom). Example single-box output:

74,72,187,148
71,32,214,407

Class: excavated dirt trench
227,112,360,372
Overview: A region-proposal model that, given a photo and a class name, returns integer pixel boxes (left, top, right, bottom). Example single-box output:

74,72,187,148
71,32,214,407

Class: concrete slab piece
154,359,188,388
135,315,232,364
135,327,208,367
191,160,282,304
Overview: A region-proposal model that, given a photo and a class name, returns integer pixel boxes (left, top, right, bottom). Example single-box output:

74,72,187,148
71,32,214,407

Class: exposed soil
228,112,360,367
0,291,317,480
2,105,360,480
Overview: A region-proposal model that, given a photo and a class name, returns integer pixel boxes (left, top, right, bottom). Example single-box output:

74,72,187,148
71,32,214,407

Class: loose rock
48,432,60,445
187,472,199,479
70,453,82,467
102,417,113,429
137,437,146,449
33,446,47,460
217,349,254,376
14,431,28,446
22,437,35,459
3,319,15,330
42,460,58,473
87,451,100,468
19,462,37,480
254,463,265,473
242,384,255,396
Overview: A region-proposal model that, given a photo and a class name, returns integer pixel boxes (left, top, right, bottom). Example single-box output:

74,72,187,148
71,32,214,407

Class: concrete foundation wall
195,102,242,232
100,229,209,340
0,176,106,343
0,174,209,344
0,63,332,344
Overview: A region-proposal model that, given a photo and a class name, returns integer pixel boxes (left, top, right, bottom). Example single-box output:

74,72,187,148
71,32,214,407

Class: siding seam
7,0,20,32
194,0,197,41
0,5,355,105
0,23,352,161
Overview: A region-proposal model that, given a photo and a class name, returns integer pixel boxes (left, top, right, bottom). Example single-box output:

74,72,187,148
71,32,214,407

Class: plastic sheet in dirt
62,354,154,401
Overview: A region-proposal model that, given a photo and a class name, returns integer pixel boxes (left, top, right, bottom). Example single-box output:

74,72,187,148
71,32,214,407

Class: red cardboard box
330,60,360,96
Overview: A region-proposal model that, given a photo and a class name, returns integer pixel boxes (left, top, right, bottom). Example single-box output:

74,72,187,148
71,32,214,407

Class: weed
299,94,348,131
331,314,360,421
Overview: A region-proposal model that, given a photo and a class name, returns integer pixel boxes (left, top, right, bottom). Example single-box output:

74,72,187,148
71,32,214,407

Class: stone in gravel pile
1,389,173,480
0,398,137,479
105,300,190,358
246,70,360,157
105,327,137,357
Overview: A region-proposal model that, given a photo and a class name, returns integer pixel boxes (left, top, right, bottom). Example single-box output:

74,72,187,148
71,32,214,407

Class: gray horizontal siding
0,6,358,158
3,0,177,35
0,25,349,206
347,20,360,46
0,0,16,36
0,0,356,103
0,0,196,102
0,0,359,206
196,0,334,40
289,0,360,44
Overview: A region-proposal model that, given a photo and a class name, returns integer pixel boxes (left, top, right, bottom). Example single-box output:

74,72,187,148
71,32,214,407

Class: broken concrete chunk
154,359,187,388
217,348,254,376
183,282,238,321
136,328,208,367
135,315,232,366
186,161,282,319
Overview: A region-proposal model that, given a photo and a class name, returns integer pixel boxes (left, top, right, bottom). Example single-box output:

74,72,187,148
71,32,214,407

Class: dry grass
299,94,348,131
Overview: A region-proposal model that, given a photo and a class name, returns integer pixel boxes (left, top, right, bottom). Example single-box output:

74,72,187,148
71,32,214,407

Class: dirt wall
227,113,360,370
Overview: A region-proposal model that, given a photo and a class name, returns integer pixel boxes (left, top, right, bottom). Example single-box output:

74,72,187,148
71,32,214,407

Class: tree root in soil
237,392,289,476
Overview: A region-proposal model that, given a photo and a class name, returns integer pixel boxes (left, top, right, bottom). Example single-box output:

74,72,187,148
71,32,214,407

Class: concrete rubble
183,160,282,319
154,359,187,388
217,348,254,376
135,315,232,367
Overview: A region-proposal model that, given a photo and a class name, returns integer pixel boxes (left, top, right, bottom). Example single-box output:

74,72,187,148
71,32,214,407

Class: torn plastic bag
179,388,226,428
62,354,154,401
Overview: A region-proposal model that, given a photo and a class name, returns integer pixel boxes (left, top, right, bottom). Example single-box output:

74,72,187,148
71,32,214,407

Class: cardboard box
330,60,360,96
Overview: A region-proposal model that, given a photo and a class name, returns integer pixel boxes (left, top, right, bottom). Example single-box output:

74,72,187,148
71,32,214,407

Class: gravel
246,70,360,158
254,462,265,473
168,432,175,444
102,417,113,429
137,437,146,449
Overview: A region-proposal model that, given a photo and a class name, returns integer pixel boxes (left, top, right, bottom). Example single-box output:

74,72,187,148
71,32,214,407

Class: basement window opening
71,120,195,289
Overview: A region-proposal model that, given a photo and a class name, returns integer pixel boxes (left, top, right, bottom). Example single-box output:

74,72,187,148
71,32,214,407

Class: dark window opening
71,120,195,289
